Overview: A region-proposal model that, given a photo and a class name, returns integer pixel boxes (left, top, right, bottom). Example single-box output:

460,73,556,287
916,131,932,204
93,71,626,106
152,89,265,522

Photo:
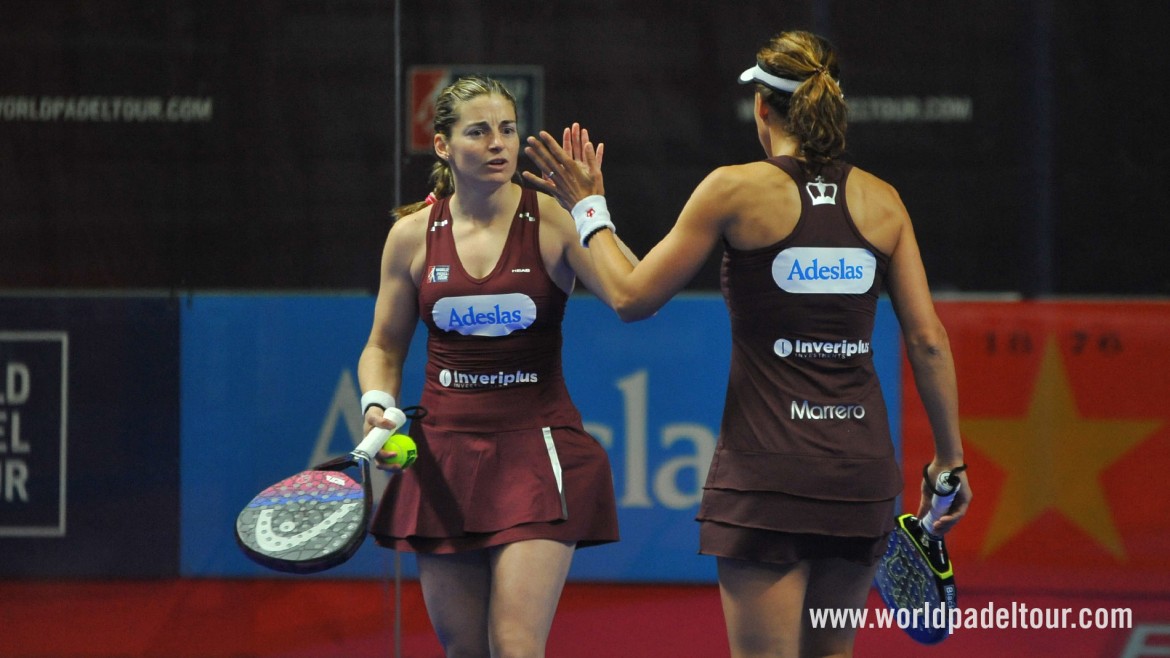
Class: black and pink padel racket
235,406,425,573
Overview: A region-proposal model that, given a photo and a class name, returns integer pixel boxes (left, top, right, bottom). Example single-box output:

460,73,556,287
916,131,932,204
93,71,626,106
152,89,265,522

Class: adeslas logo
772,247,876,294
449,305,522,327
432,294,537,337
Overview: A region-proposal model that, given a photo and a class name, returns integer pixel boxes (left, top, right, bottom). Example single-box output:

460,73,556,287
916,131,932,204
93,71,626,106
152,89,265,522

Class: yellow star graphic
960,337,1161,560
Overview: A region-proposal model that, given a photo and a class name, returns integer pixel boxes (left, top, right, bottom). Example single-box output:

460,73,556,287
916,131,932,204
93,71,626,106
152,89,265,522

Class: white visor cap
738,64,802,94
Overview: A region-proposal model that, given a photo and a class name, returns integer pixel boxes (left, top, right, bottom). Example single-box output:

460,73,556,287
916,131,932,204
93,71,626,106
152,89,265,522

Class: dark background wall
2,0,1167,295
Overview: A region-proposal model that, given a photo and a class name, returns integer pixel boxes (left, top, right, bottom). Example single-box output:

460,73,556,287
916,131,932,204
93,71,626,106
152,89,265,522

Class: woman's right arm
584,179,728,321
525,126,731,321
357,211,425,432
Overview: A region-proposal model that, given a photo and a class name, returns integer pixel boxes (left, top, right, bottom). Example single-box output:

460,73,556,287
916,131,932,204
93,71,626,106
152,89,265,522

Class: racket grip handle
352,408,407,460
354,427,391,461
921,470,961,537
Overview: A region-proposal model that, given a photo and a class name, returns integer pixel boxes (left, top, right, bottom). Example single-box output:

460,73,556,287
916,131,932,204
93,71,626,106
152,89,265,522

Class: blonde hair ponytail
392,160,454,219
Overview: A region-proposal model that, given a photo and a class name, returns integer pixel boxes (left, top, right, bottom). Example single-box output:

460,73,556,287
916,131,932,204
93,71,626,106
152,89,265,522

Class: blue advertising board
179,294,412,578
179,293,901,582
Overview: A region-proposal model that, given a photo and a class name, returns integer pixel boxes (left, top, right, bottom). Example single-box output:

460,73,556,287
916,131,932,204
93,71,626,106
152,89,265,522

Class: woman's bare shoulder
846,166,911,254
847,166,906,208
388,206,430,244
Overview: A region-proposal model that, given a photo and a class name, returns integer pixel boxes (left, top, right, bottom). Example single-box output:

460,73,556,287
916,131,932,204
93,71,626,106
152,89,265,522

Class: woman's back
719,157,906,259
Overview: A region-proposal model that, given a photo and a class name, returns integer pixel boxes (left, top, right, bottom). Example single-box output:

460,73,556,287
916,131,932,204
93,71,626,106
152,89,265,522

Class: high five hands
523,123,606,212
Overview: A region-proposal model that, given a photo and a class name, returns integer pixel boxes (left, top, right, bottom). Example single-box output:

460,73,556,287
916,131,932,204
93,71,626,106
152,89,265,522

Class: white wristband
570,195,615,247
361,390,396,416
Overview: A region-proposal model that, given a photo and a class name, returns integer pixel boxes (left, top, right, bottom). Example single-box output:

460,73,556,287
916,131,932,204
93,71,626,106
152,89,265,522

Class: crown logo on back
806,176,838,206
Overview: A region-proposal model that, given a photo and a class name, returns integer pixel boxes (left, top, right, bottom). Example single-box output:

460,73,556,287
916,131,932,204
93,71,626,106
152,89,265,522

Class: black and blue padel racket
873,465,966,644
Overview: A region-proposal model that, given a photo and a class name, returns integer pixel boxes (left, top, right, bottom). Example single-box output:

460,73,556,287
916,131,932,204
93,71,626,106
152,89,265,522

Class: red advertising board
901,301,1170,593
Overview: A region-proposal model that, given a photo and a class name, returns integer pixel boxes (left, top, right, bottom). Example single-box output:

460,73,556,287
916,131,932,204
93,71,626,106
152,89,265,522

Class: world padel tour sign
408,65,543,153
0,297,179,578
0,332,68,537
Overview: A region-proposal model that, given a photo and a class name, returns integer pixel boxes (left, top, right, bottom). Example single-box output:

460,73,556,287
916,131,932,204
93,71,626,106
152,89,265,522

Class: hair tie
424,192,438,206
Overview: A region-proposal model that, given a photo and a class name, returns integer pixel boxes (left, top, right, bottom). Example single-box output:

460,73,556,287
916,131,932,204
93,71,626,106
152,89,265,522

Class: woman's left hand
523,123,605,212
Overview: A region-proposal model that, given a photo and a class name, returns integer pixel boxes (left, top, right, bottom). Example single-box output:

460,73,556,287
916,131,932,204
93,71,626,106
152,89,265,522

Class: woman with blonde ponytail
527,30,970,658
359,75,635,657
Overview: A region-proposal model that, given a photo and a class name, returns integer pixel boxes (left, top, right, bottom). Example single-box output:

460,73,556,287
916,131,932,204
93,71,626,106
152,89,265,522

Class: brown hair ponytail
754,31,847,167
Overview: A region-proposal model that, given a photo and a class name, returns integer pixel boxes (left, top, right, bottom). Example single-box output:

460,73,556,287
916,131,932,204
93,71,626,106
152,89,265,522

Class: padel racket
234,406,425,574
873,465,966,644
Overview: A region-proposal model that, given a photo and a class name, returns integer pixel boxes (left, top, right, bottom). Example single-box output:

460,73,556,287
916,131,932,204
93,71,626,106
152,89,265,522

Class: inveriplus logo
774,338,871,359
433,293,537,337
790,400,866,420
439,368,539,389
772,247,876,294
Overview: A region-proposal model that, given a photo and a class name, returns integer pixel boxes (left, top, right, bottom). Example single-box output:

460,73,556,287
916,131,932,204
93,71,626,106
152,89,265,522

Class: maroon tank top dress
697,157,902,565
370,187,619,553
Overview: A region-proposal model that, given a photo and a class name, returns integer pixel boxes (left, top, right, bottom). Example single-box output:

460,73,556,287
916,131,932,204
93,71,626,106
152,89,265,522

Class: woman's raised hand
523,122,606,212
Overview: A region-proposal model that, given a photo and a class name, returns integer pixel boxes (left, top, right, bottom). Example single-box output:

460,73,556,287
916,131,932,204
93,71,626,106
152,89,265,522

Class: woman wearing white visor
525,30,970,658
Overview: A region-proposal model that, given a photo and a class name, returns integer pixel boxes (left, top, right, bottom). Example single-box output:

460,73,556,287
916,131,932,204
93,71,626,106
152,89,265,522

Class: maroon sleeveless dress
369,188,619,553
697,157,903,565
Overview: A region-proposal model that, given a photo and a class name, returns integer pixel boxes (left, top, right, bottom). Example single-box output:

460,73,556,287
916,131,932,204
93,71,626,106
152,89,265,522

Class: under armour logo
806,177,838,206
586,208,595,218
431,219,449,232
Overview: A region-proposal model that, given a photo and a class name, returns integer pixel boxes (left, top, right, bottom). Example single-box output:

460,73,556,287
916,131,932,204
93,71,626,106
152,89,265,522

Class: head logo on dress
806,176,838,206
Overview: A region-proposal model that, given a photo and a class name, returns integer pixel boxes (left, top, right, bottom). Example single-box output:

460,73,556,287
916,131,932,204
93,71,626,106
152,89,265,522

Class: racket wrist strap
922,462,967,495
361,390,396,416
